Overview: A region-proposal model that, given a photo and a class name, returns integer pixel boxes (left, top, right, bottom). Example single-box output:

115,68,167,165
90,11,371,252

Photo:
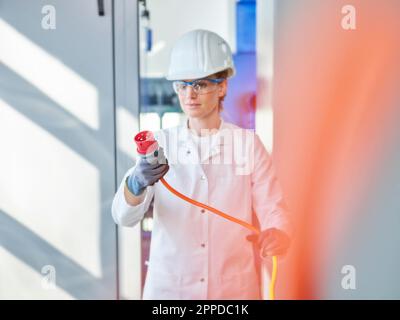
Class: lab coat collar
180,118,227,163
181,117,225,138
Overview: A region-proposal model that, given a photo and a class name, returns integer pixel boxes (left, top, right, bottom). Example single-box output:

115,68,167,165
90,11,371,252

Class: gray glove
126,148,169,196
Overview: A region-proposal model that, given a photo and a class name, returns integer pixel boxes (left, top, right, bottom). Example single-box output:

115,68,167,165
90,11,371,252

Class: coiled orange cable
160,177,278,300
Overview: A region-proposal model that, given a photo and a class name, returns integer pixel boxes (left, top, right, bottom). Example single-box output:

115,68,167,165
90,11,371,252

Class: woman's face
177,79,227,119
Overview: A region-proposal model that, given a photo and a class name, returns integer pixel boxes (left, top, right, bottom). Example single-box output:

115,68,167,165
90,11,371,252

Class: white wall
256,0,274,152
141,0,236,78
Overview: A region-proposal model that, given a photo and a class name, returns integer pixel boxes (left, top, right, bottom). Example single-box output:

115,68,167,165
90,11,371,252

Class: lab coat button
201,209,205,213
200,278,205,282
201,243,206,248
201,175,206,180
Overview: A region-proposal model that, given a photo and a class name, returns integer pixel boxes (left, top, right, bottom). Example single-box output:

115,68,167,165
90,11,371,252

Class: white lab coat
112,119,292,300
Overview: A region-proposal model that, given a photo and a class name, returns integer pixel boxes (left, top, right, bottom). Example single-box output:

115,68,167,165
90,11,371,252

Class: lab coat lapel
179,118,227,164
199,119,226,163
179,122,199,164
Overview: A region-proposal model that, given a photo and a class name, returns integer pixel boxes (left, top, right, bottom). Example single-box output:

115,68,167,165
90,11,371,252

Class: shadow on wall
0,1,138,299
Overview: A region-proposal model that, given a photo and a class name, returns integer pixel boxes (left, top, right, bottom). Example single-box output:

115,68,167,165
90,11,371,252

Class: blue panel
222,53,256,129
236,1,256,53
222,0,256,129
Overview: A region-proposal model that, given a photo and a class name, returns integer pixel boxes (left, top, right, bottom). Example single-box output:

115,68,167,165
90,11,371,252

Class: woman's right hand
126,155,169,196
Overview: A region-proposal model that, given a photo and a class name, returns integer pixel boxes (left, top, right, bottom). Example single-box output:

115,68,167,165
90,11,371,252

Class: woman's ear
218,80,227,97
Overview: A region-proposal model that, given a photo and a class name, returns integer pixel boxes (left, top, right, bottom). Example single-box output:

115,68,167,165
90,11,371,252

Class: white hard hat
166,29,235,81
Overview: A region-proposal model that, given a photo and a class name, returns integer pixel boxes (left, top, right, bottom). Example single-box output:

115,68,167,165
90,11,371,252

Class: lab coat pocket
209,166,251,221
218,271,260,300
143,268,181,300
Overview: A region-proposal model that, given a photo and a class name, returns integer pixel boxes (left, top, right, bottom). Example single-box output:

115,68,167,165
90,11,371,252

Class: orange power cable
159,177,278,300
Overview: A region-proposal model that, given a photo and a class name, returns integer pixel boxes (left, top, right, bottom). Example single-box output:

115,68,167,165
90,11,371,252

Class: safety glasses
172,78,225,95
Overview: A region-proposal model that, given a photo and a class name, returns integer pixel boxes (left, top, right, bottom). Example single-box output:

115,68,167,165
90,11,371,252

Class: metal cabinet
0,0,141,299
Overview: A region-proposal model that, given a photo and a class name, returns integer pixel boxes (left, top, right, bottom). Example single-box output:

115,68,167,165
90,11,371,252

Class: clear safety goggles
172,78,225,95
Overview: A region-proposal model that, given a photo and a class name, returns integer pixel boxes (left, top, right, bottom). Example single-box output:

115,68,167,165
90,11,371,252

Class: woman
112,29,291,299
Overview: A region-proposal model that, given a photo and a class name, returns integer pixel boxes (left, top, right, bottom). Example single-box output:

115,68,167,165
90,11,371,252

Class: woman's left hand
246,228,291,257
